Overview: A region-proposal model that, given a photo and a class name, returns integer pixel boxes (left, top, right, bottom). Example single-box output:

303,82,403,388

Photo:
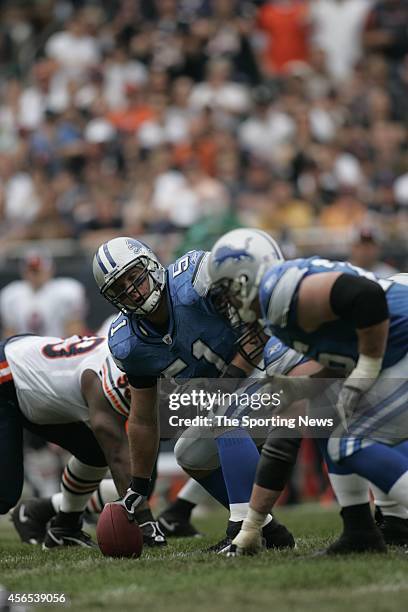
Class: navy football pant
0,380,107,515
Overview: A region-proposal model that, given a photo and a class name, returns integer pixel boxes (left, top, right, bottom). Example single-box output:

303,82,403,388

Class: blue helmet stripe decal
103,243,116,269
96,251,109,274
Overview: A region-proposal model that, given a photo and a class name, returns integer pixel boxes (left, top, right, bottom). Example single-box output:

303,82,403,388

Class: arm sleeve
127,374,157,389
330,273,389,329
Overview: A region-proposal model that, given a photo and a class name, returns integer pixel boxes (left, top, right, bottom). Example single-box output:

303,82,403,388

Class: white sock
371,484,408,519
328,473,370,507
87,479,119,513
178,478,212,506
229,502,272,527
59,458,107,512
387,472,408,510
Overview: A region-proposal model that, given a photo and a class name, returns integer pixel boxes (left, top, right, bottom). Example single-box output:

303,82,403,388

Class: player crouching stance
206,229,408,554
2,334,165,548
92,236,295,552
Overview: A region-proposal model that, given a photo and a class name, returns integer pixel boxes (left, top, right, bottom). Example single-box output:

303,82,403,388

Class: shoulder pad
262,264,307,327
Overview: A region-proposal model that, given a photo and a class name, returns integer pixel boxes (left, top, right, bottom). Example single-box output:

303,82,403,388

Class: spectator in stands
311,0,372,83
0,0,406,268
350,225,398,278
258,178,314,230
256,0,311,75
364,0,408,64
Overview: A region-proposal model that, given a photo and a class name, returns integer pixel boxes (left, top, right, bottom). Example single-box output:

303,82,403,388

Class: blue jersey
259,257,408,371
108,251,238,380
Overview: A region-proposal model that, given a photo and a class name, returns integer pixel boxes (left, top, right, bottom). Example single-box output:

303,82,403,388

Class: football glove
118,487,147,519
227,508,266,557
336,355,382,430
227,527,263,557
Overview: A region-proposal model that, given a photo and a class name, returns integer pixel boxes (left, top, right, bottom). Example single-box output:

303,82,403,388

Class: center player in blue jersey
206,229,408,551
92,235,294,549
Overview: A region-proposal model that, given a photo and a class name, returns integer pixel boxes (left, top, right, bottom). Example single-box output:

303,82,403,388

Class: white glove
228,527,263,557
336,355,382,429
227,508,266,557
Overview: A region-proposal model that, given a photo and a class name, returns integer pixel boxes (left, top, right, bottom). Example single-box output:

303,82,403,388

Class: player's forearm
249,484,281,515
104,445,131,497
356,320,389,359
127,419,159,479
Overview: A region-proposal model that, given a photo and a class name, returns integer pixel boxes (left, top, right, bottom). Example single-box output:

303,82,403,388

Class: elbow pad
330,274,389,329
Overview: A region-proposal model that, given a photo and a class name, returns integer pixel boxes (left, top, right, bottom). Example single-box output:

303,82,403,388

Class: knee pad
174,428,219,471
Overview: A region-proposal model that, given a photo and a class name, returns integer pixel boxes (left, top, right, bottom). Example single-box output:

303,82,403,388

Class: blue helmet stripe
103,243,116,269
96,251,109,274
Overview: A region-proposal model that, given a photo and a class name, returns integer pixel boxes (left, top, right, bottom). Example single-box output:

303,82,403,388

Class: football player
93,235,294,550
2,333,164,548
206,229,408,553
0,249,87,338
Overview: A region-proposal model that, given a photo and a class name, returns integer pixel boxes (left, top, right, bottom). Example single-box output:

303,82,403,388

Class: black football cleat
11,498,55,545
207,536,233,554
321,528,387,555
208,517,295,554
379,516,408,547
43,525,97,549
139,520,167,547
157,512,202,538
261,517,296,550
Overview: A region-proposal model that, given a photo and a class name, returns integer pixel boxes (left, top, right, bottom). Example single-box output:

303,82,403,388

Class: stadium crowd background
0,0,407,506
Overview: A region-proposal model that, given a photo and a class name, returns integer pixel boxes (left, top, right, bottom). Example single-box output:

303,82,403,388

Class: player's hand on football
117,487,146,519
227,527,263,557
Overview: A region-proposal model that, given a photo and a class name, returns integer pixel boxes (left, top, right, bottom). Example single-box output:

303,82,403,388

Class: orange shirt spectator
257,1,310,74
106,85,155,133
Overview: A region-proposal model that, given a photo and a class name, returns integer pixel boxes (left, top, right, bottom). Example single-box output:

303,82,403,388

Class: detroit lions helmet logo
126,239,142,255
213,238,254,268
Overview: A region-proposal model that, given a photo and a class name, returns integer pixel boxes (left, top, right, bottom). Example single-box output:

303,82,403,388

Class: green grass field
1,505,407,612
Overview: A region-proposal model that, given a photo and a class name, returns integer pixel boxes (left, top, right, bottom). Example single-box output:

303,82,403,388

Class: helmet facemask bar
209,278,247,330
209,277,266,369
103,257,165,316
236,322,268,369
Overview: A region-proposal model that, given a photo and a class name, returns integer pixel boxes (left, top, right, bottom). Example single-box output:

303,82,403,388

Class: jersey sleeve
259,261,308,327
191,251,211,297
99,355,131,418
263,337,305,376
169,250,209,301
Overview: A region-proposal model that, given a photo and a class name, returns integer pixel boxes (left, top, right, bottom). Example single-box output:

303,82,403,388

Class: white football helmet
93,237,166,316
207,228,284,325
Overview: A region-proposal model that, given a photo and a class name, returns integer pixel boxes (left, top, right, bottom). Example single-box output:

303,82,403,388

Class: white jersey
4,335,130,424
0,278,86,336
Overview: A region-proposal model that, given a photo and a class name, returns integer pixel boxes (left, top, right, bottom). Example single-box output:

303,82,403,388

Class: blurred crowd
0,0,407,262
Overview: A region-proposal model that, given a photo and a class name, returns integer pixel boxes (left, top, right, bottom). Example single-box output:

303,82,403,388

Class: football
96,503,143,558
